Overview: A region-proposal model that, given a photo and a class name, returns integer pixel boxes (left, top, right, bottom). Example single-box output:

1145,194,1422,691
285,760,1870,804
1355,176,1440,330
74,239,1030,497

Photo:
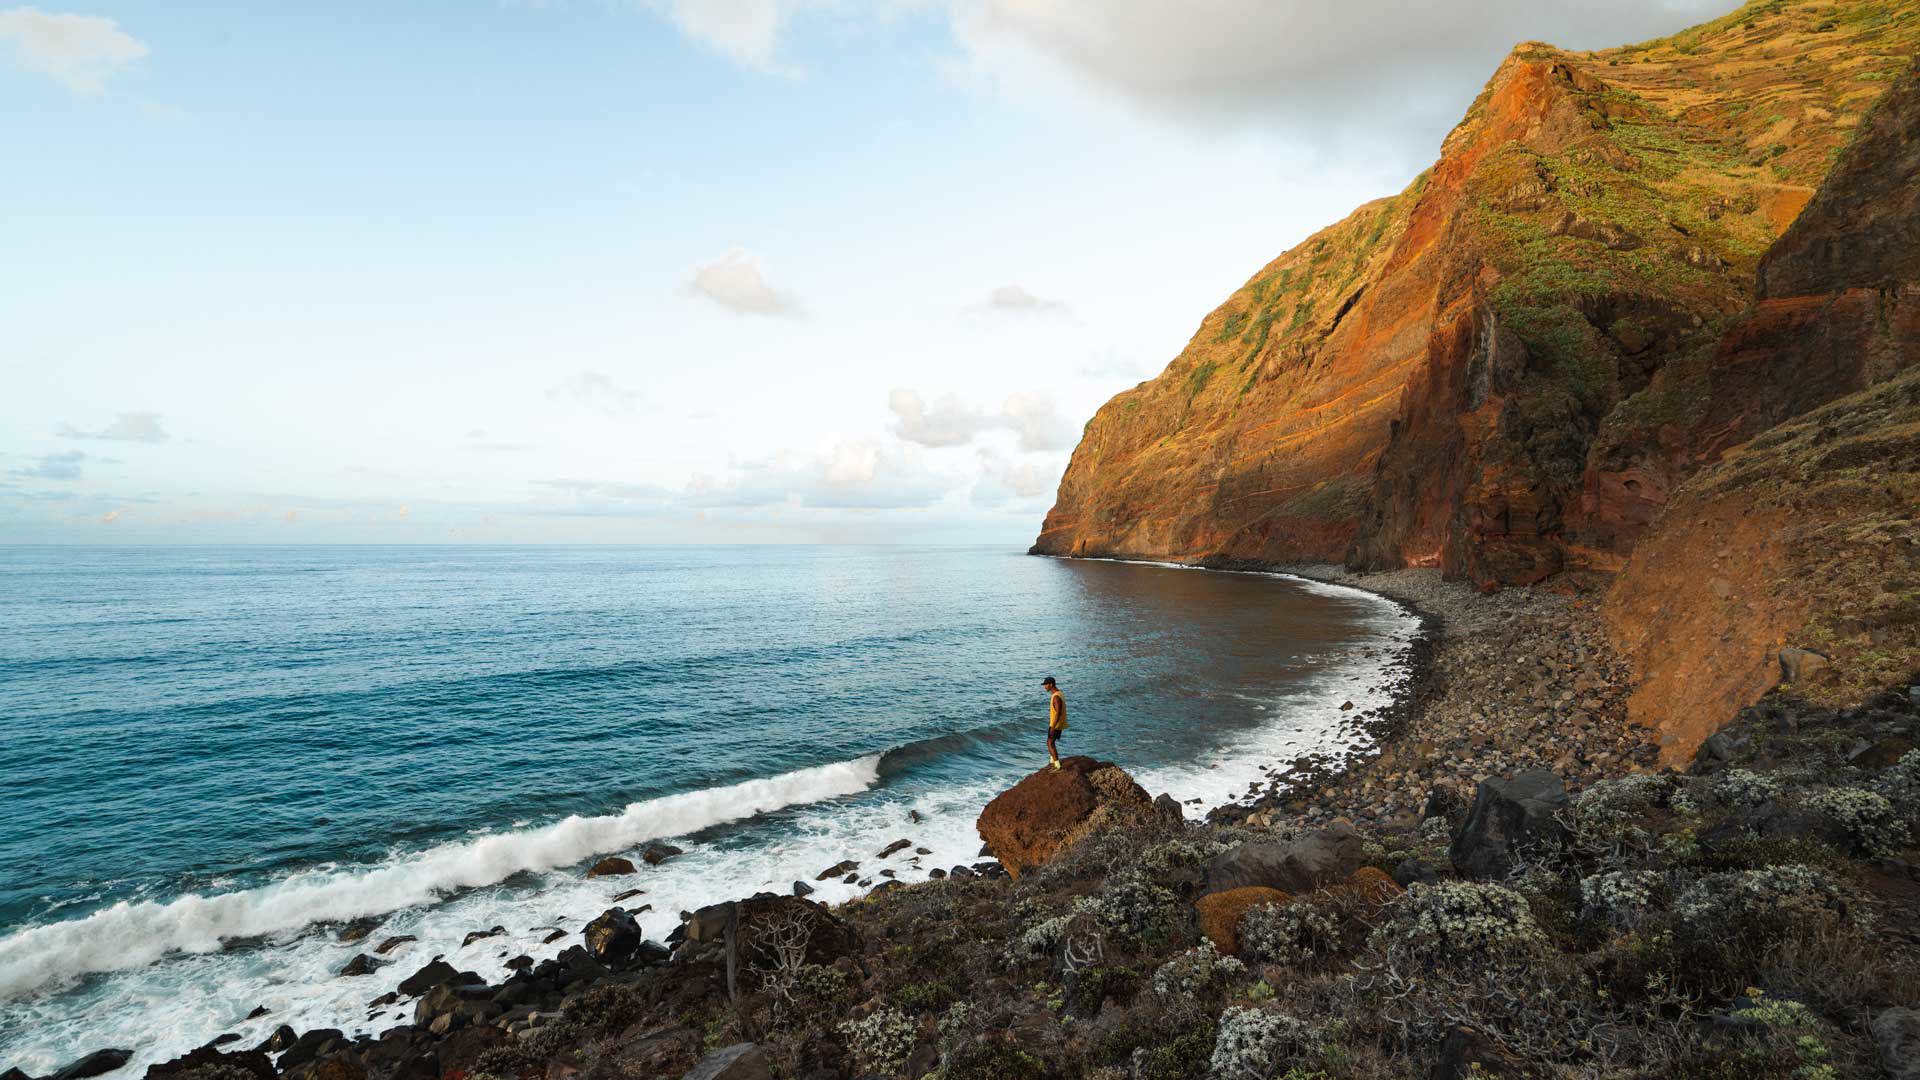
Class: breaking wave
0,754,883,1000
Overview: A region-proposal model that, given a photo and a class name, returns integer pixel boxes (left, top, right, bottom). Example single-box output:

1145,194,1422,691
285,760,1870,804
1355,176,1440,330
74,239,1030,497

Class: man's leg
1047,730,1060,768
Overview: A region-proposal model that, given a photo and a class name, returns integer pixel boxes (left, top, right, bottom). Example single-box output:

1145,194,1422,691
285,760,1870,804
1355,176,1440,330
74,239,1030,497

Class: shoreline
1037,552,1657,828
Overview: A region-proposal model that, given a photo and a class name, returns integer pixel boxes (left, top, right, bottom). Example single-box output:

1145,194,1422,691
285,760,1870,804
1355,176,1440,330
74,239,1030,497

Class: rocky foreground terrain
22,622,1918,1080
13,5,1920,1080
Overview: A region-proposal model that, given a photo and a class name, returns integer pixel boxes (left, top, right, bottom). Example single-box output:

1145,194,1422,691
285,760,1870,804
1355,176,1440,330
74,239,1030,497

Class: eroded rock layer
1036,3,1919,589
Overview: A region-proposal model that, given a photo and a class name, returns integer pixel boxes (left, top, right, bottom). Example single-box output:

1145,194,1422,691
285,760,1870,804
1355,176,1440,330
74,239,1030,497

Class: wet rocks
145,1045,274,1080
642,843,683,866
582,908,643,965
460,927,504,948
585,857,637,878
338,953,382,977
815,860,859,881
48,1051,131,1080
396,958,478,998
877,839,912,858
372,935,416,956
276,1030,346,1071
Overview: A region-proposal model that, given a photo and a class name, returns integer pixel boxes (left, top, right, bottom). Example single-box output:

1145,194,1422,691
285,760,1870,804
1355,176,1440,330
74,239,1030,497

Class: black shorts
1049,727,1065,741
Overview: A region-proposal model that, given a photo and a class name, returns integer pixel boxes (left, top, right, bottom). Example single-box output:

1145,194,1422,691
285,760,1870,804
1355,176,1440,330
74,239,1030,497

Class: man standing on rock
1043,676,1067,769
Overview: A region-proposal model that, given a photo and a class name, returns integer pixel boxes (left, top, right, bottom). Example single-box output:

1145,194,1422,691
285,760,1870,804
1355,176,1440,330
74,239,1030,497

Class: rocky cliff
1036,0,1918,587
1605,56,1920,762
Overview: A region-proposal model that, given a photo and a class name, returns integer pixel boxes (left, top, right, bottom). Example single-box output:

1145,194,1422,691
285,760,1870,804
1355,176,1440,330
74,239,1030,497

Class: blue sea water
0,545,1418,1075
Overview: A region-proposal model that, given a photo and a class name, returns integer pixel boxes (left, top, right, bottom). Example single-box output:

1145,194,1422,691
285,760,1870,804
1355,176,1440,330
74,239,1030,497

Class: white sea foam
0,754,882,1003
0,563,1422,1079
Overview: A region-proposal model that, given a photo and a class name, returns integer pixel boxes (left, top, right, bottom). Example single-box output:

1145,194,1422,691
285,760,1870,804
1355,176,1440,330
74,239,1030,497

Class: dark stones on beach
583,908,643,965
255,1026,298,1055
338,953,382,977
877,839,912,858
396,958,476,998
611,887,645,903
641,842,683,866
791,880,814,897
47,1051,131,1080
276,1030,345,1071
148,1045,274,1080
372,935,415,955
504,954,533,973
585,856,637,878
815,859,859,880
460,927,505,948
841,873,859,885
1448,770,1569,879
245,1006,271,1020
540,929,566,945
336,917,379,944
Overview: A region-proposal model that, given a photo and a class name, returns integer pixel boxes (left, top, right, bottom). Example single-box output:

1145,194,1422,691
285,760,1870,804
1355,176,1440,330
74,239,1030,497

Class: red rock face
1037,15,1917,590
975,757,1150,880
1605,61,1920,764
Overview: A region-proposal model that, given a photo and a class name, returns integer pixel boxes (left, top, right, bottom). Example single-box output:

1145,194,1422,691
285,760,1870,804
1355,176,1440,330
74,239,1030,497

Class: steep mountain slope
1605,58,1920,762
1035,0,1918,587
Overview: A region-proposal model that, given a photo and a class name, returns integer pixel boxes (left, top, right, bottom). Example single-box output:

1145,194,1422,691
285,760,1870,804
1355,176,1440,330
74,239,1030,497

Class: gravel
1228,565,1659,830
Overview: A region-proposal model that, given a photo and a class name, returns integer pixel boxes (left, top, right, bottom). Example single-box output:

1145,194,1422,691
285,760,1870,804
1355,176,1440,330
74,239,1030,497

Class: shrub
1151,940,1248,1000
839,1006,917,1077
1239,901,1341,967
1578,773,1678,814
1805,787,1910,856
1874,750,1920,827
1710,769,1782,808
1368,882,1546,967
1208,1007,1324,1080
1580,869,1665,928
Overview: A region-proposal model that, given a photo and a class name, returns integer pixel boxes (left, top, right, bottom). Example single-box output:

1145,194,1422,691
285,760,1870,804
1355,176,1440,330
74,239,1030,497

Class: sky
0,0,1730,544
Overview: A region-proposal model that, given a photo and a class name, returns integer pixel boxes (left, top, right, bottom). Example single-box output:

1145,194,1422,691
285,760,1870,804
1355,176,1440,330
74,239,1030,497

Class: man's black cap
1041,676,1057,687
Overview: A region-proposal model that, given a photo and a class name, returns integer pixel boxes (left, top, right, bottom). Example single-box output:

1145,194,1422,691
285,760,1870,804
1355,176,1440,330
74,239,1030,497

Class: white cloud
638,1,1724,148
59,411,168,443
546,371,642,416
887,389,986,449
889,388,1071,452
0,7,147,94
953,0,1727,137
686,248,799,316
654,0,788,70
971,448,1058,508
10,450,86,481
975,284,1070,317
687,442,951,509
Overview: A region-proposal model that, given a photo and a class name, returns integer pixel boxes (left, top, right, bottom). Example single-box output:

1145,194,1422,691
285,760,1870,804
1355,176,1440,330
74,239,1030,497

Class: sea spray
0,754,883,1000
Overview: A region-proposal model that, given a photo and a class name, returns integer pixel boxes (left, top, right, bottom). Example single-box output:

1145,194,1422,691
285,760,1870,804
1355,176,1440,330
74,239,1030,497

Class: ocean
0,545,1419,1075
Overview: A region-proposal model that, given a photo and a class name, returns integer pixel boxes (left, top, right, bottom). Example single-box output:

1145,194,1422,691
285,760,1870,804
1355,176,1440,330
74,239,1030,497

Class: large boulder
146,1048,275,1080
50,1052,132,1080
583,907,643,965
1193,887,1290,956
1201,821,1366,897
975,757,1152,880
685,895,858,972
682,1044,772,1080
1449,770,1569,879
586,856,638,878
1875,1007,1920,1080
